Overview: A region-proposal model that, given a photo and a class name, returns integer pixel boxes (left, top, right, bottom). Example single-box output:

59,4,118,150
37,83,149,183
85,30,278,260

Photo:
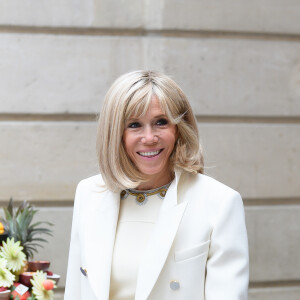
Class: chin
139,165,169,177
141,169,162,176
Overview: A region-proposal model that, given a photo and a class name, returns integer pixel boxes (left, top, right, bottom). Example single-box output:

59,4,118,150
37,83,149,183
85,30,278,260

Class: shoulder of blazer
76,173,107,194
180,172,237,194
74,173,110,207
78,173,105,187
179,171,242,203
179,172,244,227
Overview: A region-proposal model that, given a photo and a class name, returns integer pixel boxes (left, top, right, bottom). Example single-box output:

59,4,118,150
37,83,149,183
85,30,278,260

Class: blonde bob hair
96,70,204,191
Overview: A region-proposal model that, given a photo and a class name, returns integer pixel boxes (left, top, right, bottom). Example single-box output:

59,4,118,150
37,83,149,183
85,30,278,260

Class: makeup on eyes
126,115,169,129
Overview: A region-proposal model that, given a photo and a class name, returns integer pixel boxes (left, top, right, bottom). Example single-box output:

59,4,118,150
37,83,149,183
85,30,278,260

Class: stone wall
0,1,299,299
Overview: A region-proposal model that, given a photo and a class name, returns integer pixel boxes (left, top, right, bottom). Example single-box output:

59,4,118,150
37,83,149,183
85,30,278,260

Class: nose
141,126,158,144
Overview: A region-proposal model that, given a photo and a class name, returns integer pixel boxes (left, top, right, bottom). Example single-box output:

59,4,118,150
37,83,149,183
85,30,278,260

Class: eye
156,118,168,126
128,122,141,128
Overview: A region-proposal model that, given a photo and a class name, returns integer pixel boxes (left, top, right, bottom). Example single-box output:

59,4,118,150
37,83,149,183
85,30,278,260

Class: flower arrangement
0,199,59,300
0,257,15,287
1,238,26,273
31,271,56,300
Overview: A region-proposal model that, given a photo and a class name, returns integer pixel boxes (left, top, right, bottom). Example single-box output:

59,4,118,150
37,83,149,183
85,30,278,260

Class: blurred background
0,1,299,299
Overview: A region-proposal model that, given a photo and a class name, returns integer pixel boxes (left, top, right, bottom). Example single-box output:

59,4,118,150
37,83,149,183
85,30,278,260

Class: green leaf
28,237,48,243
24,242,43,248
27,229,53,240
15,202,23,217
8,197,14,217
27,221,45,229
2,197,53,259
3,207,12,221
26,249,35,259
28,221,53,231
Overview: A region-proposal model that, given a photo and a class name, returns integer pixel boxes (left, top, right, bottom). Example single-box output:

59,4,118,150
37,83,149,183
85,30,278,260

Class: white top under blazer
65,169,249,300
109,191,164,300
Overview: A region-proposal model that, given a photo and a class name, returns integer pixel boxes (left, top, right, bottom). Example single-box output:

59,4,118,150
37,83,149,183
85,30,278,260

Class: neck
136,171,174,190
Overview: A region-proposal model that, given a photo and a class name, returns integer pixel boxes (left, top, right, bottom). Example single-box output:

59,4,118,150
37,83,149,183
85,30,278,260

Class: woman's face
123,96,177,187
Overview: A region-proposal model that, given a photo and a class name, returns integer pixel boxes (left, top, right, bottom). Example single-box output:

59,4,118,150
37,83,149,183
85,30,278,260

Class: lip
137,149,164,159
137,148,162,153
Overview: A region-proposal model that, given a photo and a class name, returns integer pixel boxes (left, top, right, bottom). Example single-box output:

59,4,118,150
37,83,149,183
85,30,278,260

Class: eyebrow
127,114,167,122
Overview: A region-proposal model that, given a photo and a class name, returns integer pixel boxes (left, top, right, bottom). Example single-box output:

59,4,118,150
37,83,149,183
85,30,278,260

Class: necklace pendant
135,193,148,205
120,190,129,200
122,181,172,205
158,188,168,199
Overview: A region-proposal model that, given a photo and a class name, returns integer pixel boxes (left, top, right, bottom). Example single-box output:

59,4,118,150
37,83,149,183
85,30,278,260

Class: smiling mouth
137,149,163,158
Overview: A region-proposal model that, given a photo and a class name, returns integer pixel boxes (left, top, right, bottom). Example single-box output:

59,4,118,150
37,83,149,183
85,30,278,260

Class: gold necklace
120,182,172,205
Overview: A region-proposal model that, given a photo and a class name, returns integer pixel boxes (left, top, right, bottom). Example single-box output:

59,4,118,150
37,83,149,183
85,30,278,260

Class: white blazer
65,169,249,300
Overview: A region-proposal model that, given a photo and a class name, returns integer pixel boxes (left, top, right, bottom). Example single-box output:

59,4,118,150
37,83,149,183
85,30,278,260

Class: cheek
167,128,177,150
122,132,135,155
122,134,129,151
170,138,176,152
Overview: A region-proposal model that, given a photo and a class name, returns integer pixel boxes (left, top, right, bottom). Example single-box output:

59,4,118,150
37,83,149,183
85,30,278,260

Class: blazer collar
135,169,188,300
83,169,188,300
83,188,120,300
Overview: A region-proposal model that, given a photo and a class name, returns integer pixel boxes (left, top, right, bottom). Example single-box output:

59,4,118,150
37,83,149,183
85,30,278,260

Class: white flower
0,237,26,273
31,271,55,300
0,258,15,287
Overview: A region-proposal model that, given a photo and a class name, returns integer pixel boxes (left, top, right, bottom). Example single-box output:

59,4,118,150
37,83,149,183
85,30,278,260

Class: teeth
138,150,160,157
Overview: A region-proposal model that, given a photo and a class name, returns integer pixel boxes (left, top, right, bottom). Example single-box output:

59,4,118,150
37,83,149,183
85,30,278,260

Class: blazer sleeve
205,191,249,300
64,182,83,300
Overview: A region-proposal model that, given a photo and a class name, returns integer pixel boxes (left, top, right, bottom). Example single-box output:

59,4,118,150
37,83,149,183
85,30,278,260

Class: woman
65,70,249,300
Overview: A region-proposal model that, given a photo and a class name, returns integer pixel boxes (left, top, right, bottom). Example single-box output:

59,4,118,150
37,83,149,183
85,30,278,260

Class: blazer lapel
83,187,120,300
135,169,188,300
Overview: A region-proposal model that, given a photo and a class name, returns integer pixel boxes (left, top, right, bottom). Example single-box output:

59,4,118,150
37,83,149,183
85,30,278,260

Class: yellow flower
0,237,26,273
31,271,56,300
0,258,15,287
0,222,5,234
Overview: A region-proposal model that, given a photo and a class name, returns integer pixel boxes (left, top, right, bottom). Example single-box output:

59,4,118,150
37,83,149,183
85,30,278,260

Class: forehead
146,96,164,114
128,96,165,119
